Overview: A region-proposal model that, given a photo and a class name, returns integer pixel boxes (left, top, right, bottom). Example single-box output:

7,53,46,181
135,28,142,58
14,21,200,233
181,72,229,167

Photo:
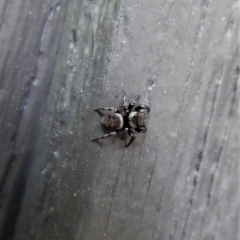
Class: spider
91,93,150,147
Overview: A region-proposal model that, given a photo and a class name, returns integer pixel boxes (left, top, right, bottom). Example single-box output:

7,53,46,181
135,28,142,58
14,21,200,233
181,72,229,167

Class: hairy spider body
91,93,150,147
101,113,123,130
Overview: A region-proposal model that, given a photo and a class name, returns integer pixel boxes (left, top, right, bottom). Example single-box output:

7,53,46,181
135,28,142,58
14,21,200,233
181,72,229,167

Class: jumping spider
91,93,150,147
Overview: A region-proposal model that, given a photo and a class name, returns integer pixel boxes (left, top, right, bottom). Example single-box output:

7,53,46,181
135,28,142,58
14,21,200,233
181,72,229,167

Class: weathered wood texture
0,0,239,239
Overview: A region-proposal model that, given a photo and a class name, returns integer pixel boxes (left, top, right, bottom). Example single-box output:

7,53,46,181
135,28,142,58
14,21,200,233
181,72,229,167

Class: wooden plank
0,0,238,239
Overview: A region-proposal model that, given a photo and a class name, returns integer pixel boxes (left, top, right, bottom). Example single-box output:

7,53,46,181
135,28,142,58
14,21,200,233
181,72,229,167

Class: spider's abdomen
101,113,123,130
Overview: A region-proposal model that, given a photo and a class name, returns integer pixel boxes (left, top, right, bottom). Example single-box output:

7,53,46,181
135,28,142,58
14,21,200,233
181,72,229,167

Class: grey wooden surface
0,0,239,240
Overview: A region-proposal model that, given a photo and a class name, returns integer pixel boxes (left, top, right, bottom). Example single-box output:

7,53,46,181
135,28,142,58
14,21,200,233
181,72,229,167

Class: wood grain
0,0,238,239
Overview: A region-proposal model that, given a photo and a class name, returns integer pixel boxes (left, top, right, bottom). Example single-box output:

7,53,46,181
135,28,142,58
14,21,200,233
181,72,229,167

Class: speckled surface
0,0,238,239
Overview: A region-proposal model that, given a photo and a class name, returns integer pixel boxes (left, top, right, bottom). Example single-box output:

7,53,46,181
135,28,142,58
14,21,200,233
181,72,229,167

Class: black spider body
91,94,150,147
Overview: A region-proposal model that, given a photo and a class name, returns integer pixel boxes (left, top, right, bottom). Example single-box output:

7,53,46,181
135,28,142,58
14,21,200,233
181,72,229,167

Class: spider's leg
122,127,128,139
91,131,117,141
123,91,128,114
128,95,141,112
126,129,136,147
94,107,119,113
135,126,147,133
135,105,150,112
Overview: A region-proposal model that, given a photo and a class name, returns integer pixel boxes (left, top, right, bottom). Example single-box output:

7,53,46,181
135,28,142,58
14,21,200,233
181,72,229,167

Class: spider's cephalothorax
91,93,150,147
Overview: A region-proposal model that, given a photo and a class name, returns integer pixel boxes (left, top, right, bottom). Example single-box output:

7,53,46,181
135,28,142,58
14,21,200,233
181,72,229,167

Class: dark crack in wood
181,81,219,240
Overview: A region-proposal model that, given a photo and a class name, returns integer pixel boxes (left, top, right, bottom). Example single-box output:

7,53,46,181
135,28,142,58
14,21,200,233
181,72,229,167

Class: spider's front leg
122,91,128,114
125,128,136,147
91,131,117,141
128,95,141,112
